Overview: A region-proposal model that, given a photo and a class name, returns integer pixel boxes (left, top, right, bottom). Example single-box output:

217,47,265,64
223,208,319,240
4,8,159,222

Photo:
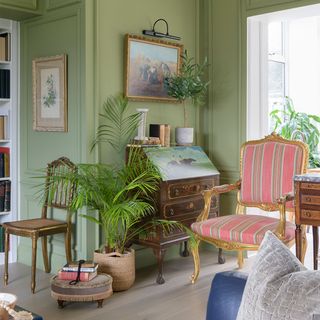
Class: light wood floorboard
0,235,315,320
0,249,247,320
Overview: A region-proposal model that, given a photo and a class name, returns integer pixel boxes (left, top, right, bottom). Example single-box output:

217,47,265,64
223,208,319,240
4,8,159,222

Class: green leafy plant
270,96,320,168
164,51,209,127
43,95,194,254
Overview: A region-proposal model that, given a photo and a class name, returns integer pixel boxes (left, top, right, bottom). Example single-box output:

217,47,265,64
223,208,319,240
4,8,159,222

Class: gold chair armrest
196,180,241,222
275,192,294,240
211,180,241,195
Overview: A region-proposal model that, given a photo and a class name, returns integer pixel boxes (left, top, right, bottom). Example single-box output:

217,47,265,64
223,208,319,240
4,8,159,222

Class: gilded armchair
190,133,309,283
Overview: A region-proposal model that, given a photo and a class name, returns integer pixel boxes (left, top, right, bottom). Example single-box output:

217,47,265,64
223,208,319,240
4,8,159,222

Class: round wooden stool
51,274,113,308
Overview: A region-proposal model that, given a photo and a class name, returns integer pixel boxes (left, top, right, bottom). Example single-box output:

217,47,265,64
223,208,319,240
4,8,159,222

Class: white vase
175,127,194,145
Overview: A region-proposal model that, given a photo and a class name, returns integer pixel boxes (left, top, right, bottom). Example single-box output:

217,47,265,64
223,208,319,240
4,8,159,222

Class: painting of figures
125,34,183,102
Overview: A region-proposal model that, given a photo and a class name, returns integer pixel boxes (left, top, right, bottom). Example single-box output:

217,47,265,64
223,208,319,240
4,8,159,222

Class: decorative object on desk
270,96,320,168
134,108,148,142
164,51,209,145
149,124,170,147
142,18,181,41
32,54,67,132
124,34,183,102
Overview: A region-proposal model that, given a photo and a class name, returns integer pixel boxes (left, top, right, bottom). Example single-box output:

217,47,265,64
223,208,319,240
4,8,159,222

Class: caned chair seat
191,215,295,246
4,218,67,231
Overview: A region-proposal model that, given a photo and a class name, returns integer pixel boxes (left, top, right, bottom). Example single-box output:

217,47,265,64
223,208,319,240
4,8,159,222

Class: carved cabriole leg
97,299,103,308
65,229,72,263
153,248,166,284
4,230,9,286
42,236,50,273
191,239,200,284
301,225,307,265
31,233,38,294
237,251,244,269
57,300,64,309
313,226,318,270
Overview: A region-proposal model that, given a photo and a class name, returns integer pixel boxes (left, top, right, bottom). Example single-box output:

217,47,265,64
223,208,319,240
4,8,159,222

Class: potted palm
48,95,190,291
164,51,209,145
270,96,320,168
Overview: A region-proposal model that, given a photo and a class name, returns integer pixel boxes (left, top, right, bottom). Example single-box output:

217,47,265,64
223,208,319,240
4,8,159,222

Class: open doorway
247,3,320,142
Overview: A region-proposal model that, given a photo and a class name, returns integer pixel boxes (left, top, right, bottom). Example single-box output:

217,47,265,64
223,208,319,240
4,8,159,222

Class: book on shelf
0,32,11,61
57,270,98,282
0,115,8,140
0,181,5,212
4,180,10,212
62,262,98,273
0,147,10,178
149,123,171,147
0,69,10,98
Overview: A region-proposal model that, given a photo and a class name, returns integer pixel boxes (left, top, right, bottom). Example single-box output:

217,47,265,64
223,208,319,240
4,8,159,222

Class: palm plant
270,96,320,168
45,94,193,254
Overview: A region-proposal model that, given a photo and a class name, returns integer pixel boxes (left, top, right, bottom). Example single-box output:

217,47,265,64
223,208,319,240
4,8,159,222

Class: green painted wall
4,0,320,272
202,0,320,214
18,0,98,272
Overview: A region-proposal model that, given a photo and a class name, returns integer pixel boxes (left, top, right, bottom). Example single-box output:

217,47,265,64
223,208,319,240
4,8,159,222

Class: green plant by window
270,96,320,168
164,51,209,127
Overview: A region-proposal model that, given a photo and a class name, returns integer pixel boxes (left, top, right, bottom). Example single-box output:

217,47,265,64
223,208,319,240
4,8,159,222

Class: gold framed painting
32,54,67,132
124,34,183,102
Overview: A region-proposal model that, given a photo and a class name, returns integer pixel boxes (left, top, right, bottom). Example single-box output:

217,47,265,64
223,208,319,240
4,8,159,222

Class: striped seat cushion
240,141,304,208
191,215,295,245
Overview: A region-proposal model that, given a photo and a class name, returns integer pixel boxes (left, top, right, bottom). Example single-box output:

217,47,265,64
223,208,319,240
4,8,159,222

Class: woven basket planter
93,248,135,292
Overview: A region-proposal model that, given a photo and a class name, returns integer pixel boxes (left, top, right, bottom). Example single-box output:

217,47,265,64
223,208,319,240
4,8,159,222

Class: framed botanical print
32,54,67,132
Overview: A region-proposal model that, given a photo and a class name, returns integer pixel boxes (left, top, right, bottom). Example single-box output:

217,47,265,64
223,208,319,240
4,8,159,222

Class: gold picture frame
32,54,67,132
124,34,183,102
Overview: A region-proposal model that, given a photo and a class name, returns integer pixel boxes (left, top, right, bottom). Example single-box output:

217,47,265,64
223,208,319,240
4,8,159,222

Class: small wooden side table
294,174,320,270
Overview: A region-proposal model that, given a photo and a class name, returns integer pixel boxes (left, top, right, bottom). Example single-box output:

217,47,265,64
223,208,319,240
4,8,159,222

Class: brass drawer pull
174,189,179,196
169,208,174,216
306,211,311,218
306,197,311,202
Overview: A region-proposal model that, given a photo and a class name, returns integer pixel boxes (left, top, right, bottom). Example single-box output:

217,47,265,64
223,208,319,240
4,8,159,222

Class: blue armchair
206,271,248,320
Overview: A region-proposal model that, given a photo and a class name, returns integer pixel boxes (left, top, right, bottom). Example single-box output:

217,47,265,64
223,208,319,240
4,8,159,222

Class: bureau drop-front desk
294,173,320,270
134,146,220,284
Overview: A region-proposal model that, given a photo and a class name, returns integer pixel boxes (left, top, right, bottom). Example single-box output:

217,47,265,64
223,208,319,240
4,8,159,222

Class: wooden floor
0,249,249,320
0,237,315,320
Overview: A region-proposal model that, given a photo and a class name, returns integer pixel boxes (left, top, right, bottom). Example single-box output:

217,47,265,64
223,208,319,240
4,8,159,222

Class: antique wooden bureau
134,146,220,284
294,173,320,270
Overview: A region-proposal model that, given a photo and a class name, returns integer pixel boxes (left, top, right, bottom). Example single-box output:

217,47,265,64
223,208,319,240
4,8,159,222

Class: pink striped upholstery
191,215,295,245
240,141,304,208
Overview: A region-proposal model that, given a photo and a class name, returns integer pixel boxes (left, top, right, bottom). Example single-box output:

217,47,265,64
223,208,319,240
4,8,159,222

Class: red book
57,270,97,282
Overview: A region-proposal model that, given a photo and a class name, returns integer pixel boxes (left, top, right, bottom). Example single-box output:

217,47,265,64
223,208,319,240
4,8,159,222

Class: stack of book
57,261,98,282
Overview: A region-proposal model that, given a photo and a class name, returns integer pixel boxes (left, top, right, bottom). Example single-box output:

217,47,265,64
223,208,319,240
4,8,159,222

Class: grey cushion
237,231,320,320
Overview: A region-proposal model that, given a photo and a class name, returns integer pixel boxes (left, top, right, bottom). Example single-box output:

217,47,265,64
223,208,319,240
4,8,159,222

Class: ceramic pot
175,127,194,145
93,248,135,291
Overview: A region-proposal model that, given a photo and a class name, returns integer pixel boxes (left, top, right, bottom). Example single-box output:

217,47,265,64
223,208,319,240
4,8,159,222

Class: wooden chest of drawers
294,174,320,270
133,146,220,284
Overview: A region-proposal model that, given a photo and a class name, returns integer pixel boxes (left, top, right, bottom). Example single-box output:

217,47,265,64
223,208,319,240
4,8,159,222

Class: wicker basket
93,248,135,291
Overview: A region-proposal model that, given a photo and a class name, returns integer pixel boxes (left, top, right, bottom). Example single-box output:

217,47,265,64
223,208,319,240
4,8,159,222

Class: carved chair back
42,156,77,220
238,134,308,211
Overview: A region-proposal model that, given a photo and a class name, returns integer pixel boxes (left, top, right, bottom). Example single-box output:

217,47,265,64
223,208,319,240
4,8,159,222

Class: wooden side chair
3,157,76,293
190,133,309,283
